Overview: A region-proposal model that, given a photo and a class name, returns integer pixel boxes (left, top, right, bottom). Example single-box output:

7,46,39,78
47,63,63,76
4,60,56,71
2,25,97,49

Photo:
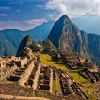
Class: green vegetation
29,41,40,52
42,39,56,50
85,92,95,100
68,71,92,87
68,71,86,83
81,88,96,100
40,54,67,70
52,73,62,95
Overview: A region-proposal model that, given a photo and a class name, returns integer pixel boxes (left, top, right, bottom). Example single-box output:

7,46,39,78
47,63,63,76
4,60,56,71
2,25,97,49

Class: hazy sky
0,0,100,30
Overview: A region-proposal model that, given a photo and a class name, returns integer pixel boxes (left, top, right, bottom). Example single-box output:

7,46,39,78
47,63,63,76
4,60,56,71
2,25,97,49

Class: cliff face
80,30,88,54
42,39,56,50
16,35,33,57
88,34,100,64
48,15,86,55
48,15,100,64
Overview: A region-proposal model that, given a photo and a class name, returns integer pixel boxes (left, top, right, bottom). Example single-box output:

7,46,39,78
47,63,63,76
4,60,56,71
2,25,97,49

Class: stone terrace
0,49,89,100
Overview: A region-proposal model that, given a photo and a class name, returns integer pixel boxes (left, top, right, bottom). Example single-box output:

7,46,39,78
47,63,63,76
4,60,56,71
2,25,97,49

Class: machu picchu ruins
0,35,100,100
0,12,100,100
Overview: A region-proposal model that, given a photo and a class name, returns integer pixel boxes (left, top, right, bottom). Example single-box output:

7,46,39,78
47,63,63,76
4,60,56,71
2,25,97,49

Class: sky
0,0,100,30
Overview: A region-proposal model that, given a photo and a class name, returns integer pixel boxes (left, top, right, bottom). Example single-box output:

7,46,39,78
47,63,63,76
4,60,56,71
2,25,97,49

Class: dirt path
0,94,50,100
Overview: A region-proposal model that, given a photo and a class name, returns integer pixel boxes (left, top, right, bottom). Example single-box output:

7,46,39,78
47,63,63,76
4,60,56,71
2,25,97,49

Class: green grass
40,54,63,95
52,73,62,95
40,54,92,86
67,71,93,87
68,71,86,83
40,54,67,70
81,88,96,100
85,92,95,100
40,54,90,85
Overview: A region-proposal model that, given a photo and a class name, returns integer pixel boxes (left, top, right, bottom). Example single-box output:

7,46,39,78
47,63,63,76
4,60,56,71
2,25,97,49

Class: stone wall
34,90,84,100
19,61,34,86
0,65,17,82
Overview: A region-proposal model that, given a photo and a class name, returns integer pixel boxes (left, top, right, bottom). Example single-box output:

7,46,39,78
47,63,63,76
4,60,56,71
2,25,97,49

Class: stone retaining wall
0,65,17,82
19,61,34,86
34,90,84,100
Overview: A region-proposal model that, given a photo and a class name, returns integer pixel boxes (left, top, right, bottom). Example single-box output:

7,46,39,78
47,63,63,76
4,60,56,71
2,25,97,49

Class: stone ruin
78,67,100,83
0,52,88,100
1,48,99,100
45,49,100,84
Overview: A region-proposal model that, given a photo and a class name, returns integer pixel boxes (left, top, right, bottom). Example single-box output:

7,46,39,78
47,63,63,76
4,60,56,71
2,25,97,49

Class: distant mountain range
0,15,100,65
0,21,54,56
72,14,100,34
0,29,25,56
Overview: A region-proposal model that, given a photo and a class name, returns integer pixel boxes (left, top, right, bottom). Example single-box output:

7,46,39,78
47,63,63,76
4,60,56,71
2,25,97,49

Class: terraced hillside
0,47,100,100
40,54,99,100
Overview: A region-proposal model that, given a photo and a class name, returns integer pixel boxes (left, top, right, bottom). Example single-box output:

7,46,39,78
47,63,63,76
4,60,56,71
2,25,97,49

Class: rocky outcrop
88,33,100,64
16,35,32,57
42,39,56,50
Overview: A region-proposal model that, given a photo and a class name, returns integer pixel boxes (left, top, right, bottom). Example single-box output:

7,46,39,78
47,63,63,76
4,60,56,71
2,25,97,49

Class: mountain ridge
0,15,100,65
0,21,54,56
48,15,100,65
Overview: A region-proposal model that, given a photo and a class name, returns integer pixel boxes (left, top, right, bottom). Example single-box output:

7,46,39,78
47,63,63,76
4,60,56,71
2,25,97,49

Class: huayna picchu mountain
48,15,86,55
48,15,100,65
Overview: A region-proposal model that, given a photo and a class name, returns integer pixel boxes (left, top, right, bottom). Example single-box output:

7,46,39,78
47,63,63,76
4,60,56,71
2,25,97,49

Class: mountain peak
60,15,70,19
16,35,32,57
58,15,71,24
48,15,85,55
48,15,72,48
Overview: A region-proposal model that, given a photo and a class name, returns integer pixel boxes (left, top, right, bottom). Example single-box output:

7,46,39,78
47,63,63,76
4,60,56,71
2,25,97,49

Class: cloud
0,18,47,31
26,18,47,26
48,14,54,19
0,7,10,10
0,14,7,16
45,0,100,18
16,10,21,13
36,4,43,8
9,1,24,5
47,14,57,20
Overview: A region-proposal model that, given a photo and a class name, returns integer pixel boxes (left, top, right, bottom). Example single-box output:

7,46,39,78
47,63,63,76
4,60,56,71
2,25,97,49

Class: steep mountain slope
48,15,100,64
25,21,54,41
0,34,16,56
80,30,88,54
0,21,54,56
48,15,86,55
0,29,26,49
16,35,33,57
0,15,100,65
42,39,56,50
88,33,100,64
0,29,25,56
